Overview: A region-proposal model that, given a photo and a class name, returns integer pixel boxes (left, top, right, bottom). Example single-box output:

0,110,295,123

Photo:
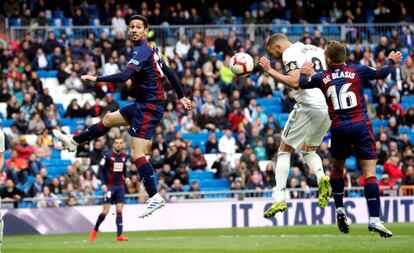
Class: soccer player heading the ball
260,34,331,218
53,15,192,218
299,40,402,237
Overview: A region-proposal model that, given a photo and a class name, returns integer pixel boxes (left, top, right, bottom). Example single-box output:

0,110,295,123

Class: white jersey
282,42,327,108
0,129,4,154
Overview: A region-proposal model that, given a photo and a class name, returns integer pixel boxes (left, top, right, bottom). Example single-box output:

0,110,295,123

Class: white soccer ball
229,52,254,77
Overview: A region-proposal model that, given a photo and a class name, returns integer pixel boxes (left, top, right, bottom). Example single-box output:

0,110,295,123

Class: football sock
274,152,290,202
330,169,344,208
73,121,110,144
116,211,123,236
135,156,158,198
94,213,106,231
303,151,325,184
364,176,380,218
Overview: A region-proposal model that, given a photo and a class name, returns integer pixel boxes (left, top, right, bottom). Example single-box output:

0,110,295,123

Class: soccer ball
229,52,254,77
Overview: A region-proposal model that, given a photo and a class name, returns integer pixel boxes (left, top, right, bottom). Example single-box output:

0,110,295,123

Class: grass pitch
4,223,414,253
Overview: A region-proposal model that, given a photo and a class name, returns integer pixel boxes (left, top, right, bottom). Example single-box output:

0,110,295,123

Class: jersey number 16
327,83,357,110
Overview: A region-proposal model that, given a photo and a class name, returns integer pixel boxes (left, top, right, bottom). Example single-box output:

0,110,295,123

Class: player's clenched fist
81,75,97,82
259,56,271,72
388,51,402,64
300,61,315,77
179,97,192,110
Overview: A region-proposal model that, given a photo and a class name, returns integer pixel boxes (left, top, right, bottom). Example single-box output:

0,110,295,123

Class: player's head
128,15,149,44
266,33,291,59
324,40,347,66
114,138,124,153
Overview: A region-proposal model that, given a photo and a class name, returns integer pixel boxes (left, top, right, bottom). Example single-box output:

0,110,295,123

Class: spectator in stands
112,9,127,34
401,27,414,51
390,97,404,123
254,139,267,161
65,99,84,118
28,153,42,176
36,186,59,208
32,48,49,70
228,101,244,131
80,170,98,192
6,96,20,119
152,133,168,156
176,35,191,59
16,135,33,161
205,132,219,154
219,130,237,155
65,165,81,191
0,179,25,208
20,94,34,120
188,181,202,199
65,71,83,93
181,110,198,133
376,96,392,119
378,174,396,196
258,75,273,98
389,28,403,50
73,7,88,26
28,174,44,197
247,171,265,197
383,156,403,183
28,113,46,135
49,177,63,195
282,90,296,113
160,164,175,187
89,140,105,166
402,55,414,80
149,148,165,172
385,117,400,142
35,10,48,26
190,147,207,170
404,108,414,128
402,165,414,185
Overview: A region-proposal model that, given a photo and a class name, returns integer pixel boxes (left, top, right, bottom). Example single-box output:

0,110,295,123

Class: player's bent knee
278,141,294,153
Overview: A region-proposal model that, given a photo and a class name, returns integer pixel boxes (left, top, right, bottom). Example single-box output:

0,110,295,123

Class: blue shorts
119,102,164,140
104,186,125,204
330,120,377,160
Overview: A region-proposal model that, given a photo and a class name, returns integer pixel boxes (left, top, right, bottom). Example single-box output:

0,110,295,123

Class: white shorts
281,104,331,149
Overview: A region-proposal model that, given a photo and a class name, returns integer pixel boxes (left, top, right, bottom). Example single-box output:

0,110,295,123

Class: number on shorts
326,83,357,110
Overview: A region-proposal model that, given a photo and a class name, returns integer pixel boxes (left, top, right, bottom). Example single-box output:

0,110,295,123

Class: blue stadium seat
345,157,357,171
2,119,14,127
189,171,214,180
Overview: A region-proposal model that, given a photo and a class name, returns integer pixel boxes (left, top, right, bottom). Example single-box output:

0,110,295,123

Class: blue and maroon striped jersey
127,39,165,103
99,151,128,188
299,59,395,129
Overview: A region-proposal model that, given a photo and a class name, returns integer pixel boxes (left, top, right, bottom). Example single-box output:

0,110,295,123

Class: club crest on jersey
128,59,140,65
285,61,298,72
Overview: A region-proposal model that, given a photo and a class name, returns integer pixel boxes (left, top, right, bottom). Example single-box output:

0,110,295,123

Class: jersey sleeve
299,73,322,89
98,155,108,184
0,129,5,153
127,47,151,73
356,59,395,80
282,49,299,73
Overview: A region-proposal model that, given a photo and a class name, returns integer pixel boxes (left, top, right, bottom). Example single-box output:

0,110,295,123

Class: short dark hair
325,40,347,64
266,33,288,48
129,15,149,28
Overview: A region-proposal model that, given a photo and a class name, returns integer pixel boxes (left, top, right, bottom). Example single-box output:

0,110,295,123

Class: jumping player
0,128,4,249
89,138,129,242
259,34,331,218
299,40,402,237
53,15,192,218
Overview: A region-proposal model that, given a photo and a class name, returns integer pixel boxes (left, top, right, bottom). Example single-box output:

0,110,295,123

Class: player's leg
356,121,392,237
115,202,128,241
128,103,165,218
330,158,350,234
54,109,129,152
264,108,305,218
89,203,111,241
303,110,331,208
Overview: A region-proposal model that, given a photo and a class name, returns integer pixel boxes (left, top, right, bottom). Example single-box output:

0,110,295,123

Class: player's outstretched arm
161,63,192,110
359,51,402,80
81,68,135,83
259,56,300,90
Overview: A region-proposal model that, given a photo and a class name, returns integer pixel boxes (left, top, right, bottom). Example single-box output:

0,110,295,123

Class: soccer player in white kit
0,128,5,250
259,34,331,218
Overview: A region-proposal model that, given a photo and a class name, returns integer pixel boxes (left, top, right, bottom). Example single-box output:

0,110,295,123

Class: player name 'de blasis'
323,71,356,84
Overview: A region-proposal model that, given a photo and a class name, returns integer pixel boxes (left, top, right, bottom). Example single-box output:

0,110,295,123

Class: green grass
4,223,414,253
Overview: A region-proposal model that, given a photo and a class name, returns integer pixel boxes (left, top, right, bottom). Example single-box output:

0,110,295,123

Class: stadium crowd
0,0,414,208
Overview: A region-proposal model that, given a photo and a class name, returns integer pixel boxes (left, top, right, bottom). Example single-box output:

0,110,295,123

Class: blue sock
116,212,123,236
94,213,106,231
364,176,380,217
330,170,344,208
73,121,110,144
135,157,158,198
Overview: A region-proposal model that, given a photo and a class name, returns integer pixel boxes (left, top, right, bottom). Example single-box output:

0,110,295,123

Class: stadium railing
1,186,404,209
8,23,414,48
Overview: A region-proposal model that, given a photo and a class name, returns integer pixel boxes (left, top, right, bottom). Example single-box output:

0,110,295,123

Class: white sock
273,152,291,202
303,152,325,185
369,217,380,223
0,216,3,250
